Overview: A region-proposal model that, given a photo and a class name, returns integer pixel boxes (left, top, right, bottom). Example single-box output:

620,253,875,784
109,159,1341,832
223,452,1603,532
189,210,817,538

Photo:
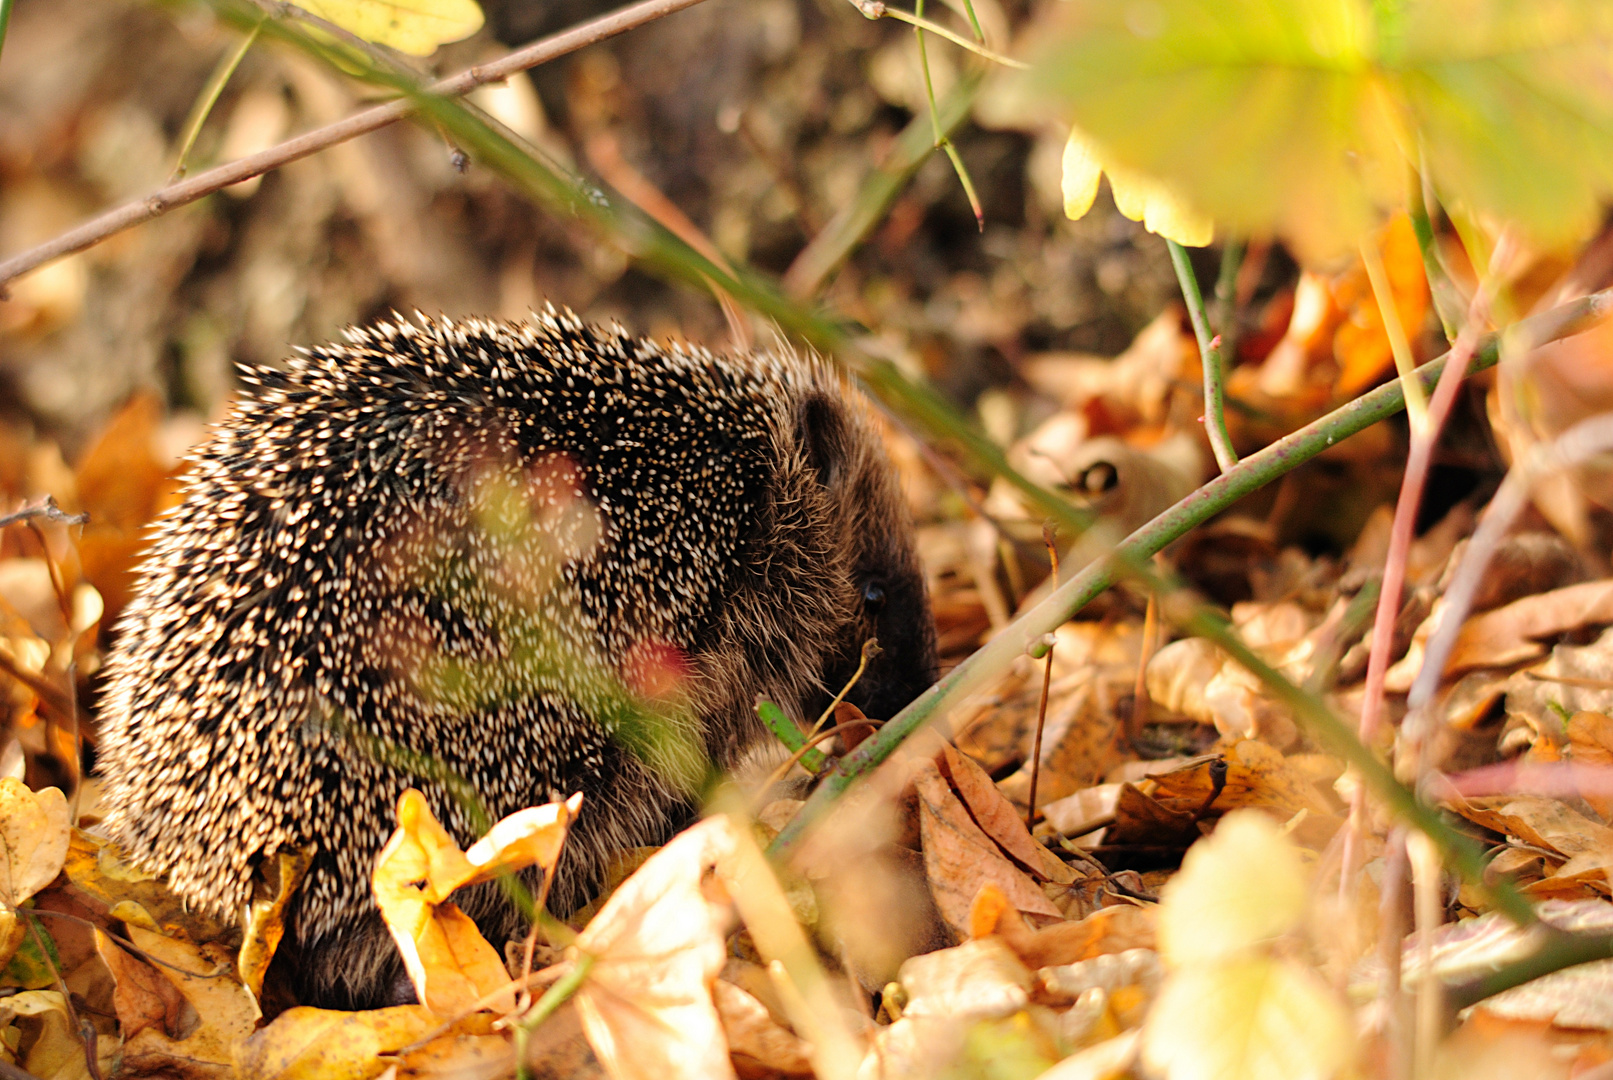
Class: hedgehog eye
862,581,886,609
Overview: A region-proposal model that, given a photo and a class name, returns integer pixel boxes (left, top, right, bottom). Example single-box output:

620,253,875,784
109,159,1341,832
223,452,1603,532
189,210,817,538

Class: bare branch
0,0,711,292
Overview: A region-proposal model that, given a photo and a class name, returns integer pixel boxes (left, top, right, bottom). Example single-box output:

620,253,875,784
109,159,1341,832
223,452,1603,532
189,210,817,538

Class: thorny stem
171,19,264,180
1356,245,1508,752
1167,238,1238,472
1342,241,1506,925
0,0,714,290
771,284,1613,867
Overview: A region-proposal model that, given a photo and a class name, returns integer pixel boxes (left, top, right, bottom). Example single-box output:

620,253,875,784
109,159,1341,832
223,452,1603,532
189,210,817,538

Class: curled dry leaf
373,789,579,1018
571,815,739,1080
1445,579,1613,675
238,849,313,1001
913,761,1063,937
940,745,1078,885
0,989,114,1080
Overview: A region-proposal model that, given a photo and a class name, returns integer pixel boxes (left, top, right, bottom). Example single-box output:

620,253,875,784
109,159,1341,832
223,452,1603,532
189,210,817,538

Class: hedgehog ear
797,393,850,491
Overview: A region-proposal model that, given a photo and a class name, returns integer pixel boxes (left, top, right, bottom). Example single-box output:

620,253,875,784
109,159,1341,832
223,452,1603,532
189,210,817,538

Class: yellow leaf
373,790,576,1016
463,792,582,886
109,926,260,1076
0,780,68,907
1157,810,1308,967
234,1004,439,1080
1142,956,1352,1080
1061,127,1213,247
1062,129,1102,220
296,0,485,56
239,849,313,1001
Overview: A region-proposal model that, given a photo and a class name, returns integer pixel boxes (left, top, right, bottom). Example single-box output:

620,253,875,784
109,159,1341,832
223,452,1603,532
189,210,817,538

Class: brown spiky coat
97,310,936,1008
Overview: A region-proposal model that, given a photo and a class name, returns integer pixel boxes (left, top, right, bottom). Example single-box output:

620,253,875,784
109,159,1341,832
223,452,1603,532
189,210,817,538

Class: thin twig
0,0,712,290
843,0,1026,68
914,0,982,230
1167,238,1238,472
1025,526,1058,829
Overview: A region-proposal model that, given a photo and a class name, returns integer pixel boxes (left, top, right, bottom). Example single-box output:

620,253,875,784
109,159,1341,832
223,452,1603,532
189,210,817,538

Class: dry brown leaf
571,815,738,1080
1569,712,1613,820
0,988,111,1080
713,979,813,1077
234,1004,439,1080
898,937,1033,1021
1447,580,1613,675
1145,742,1344,851
95,927,195,1045
939,745,1078,884
913,761,1062,936
994,903,1157,971
114,924,257,1077
73,392,177,625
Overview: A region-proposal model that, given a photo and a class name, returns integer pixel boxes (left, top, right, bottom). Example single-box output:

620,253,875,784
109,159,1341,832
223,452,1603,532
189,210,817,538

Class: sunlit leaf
1142,956,1353,1080
1157,810,1308,967
1063,127,1215,246
296,0,485,56
1030,0,1613,259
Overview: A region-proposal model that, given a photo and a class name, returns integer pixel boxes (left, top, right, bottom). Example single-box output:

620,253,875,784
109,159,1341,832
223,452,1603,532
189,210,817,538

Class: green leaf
0,912,59,991
1028,0,1613,259
1391,2,1613,248
296,0,484,56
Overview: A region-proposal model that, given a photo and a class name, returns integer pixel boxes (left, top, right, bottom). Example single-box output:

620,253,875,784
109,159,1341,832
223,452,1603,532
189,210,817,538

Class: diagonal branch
0,0,711,292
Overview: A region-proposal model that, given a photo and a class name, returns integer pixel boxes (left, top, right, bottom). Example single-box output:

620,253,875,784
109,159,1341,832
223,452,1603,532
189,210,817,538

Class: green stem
1167,238,1238,473
1212,237,1244,339
520,953,596,1032
1409,166,1464,340
782,69,980,298
172,19,263,180
915,0,982,229
0,0,13,67
769,292,1613,861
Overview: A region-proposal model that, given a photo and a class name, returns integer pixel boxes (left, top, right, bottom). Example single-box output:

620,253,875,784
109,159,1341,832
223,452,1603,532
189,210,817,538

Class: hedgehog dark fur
97,309,936,1009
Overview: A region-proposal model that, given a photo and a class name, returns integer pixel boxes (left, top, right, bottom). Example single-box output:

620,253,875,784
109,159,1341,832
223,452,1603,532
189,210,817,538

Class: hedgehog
95,309,937,1009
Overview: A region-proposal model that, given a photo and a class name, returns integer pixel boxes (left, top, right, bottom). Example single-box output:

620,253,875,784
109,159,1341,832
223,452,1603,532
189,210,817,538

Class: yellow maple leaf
1063,127,1213,248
